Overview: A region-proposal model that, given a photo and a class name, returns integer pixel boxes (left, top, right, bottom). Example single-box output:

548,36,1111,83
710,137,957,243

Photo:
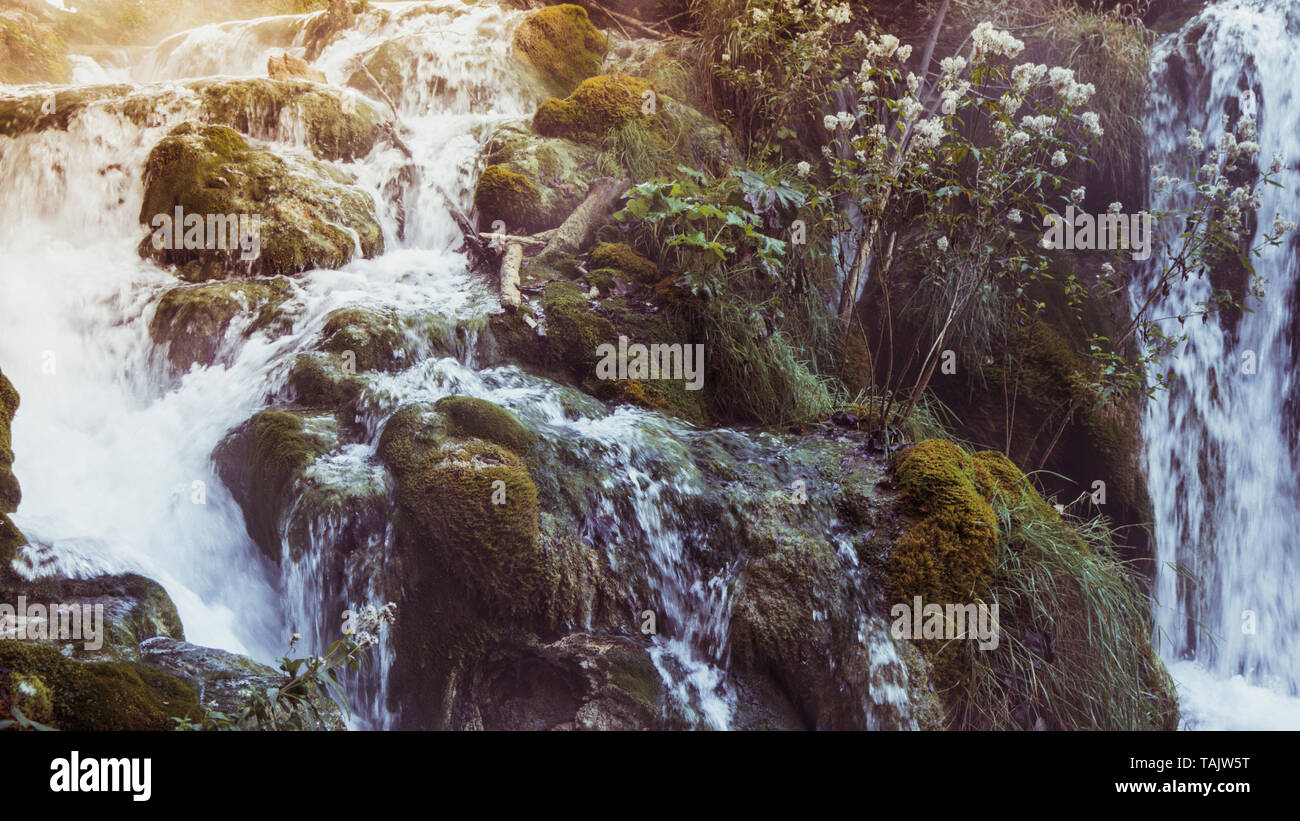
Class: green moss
434,396,535,455
213,409,335,561
319,307,407,372
473,164,548,233
197,78,384,162
378,404,451,476
541,281,615,373
150,278,294,372
588,242,658,284
139,122,383,280
0,368,18,515
533,73,653,144
400,440,542,608
511,4,607,97
0,641,201,730
286,352,366,412
887,439,1000,608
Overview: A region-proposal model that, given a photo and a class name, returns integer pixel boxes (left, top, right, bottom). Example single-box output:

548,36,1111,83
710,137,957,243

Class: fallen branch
539,177,631,259
500,241,524,310
586,1,664,39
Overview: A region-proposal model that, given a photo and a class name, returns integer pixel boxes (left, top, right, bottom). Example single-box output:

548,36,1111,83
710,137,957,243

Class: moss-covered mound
887,439,1000,608
517,282,708,424
0,641,200,731
138,122,383,281
150,278,295,372
511,4,607,97
473,124,601,233
195,78,387,163
473,164,550,234
883,439,1177,730
434,396,535,455
533,73,653,143
318,306,408,372
213,409,336,562
397,439,542,611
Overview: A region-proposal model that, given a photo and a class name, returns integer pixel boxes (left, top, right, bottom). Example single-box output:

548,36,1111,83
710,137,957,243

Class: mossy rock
150,278,295,372
473,164,549,233
0,641,201,731
195,78,387,162
533,73,653,144
213,409,337,562
0,368,19,515
729,532,874,729
395,439,543,613
0,572,185,664
434,396,535,455
511,4,607,97
318,306,408,372
886,439,1000,609
538,282,708,424
588,242,657,284
139,122,383,280
475,123,600,233
285,352,368,413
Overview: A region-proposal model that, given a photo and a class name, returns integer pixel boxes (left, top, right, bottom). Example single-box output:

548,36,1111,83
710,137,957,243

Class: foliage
174,603,396,730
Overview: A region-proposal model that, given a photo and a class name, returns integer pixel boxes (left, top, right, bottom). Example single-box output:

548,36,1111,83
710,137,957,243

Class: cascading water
1141,0,1300,729
1,1,917,730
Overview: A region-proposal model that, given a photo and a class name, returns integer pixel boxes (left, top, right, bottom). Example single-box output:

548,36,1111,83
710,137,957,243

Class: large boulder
511,5,607,97
138,123,384,281
150,278,296,372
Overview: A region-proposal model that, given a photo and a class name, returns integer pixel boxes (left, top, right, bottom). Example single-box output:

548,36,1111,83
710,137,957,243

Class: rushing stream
1141,0,1300,729
0,1,915,729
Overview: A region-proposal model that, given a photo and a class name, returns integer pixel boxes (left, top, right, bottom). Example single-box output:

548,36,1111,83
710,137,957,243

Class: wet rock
511,5,608,97
139,637,345,730
267,53,326,84
138,122,383,281
150,277,296,372
446,633,663,730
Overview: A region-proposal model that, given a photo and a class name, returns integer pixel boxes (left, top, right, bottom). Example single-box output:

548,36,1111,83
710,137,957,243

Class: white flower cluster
827,2,851,25
347,602,398,649
1051,149,1068,167
1047,66,1095,106
1187,128,1204,152
1021,114,1057,135
940,80,971,115
1080,111,1103,138
936,236,950,252
1010,63,1048,94
1273,214,1298,234
797,160,812,177
865,33,911,63
940,55,967,77
911,117,945,151
970,22,1024,65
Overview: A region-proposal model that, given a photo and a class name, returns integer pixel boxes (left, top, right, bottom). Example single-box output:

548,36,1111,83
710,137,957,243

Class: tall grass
953,488,1178,730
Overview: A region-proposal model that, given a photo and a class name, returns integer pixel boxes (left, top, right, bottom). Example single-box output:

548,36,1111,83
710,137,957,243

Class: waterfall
1141,0,1300,729
1,1,915,729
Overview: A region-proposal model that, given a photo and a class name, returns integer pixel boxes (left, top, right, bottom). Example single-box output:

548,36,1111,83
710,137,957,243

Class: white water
1,1,917,729
1141,0,1300,729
